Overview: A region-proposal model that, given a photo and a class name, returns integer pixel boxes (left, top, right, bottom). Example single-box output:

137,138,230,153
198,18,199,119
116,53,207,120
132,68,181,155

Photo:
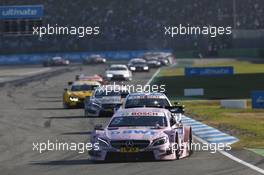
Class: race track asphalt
0,64,263,175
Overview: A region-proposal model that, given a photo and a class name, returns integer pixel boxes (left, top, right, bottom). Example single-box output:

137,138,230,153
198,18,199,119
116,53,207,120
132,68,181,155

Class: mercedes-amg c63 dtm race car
75,74,105,84
119,92,185,114
83,54,107,64
84,85,129,117
63,80,101,108
89,107,192,161
43,56,70,67
105,64,132,81
127,58,149,72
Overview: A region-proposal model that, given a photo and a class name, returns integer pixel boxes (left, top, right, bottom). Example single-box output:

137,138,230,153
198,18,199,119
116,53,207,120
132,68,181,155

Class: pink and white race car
89,107,192,161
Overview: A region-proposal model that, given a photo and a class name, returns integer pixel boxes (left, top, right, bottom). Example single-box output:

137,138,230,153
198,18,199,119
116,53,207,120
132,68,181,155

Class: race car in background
143,52,174,66
145,58,162,68
127,58,149,72
120,92,185,114
89,107,192,161
84,85,129,117
63,80,101,108
75,74,105,84
83,54,107,64
105,64,132,81
43,56,70,67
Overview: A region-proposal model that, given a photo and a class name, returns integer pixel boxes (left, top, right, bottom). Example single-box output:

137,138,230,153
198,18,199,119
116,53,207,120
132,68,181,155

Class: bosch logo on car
111,130,157,135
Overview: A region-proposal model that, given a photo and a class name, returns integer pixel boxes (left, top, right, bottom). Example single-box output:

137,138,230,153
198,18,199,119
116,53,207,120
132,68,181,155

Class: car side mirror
170,117,177,126
166,105,185,114
94,124,103,130
174,102,180,105
68,81,73,86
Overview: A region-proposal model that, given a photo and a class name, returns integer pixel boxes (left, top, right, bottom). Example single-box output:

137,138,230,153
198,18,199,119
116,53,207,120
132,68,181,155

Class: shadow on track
31,158,159,166
31,159,93,166
44,116,87,119
26,107,64,110
61,131,92,135
38,99,62,103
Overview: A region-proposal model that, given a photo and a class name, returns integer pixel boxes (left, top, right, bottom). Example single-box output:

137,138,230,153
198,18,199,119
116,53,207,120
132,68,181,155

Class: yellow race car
63,80,101,108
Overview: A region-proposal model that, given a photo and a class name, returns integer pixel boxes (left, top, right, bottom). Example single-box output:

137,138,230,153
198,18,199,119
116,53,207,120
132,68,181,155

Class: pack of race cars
61,52,192,162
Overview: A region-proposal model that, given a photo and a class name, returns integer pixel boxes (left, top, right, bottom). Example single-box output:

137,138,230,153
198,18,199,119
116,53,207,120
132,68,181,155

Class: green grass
154,59,264,149
180,100,264,149
154,60,264,100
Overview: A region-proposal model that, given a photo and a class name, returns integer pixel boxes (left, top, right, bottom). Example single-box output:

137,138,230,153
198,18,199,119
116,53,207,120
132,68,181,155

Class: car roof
127,92,167,98
130,58,145,62
113,107,168,118
72,80,101,86
110,64,127,68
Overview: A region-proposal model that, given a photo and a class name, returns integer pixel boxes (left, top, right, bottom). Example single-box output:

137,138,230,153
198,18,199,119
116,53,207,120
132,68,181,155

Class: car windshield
109,116,167,127
148,59,158,62
125,98,170,108
109,67,127,71
95,90,120,97
71,84,98,91
133,61,146,65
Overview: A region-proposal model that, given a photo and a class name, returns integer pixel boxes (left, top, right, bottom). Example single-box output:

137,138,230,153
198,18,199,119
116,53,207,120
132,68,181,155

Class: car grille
113,75,124,78
102,103,116,109
110,140,150,149
106,151,155,161
135,67,144,70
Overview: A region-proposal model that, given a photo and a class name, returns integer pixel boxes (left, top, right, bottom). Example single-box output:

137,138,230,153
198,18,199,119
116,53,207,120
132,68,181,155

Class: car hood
106,70,129,75
69,91,93,98
104,127,166,141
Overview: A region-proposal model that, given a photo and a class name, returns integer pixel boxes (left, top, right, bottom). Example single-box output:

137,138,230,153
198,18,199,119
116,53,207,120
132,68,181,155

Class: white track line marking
194,134,264,174
145,68,160,85
146,68,264,175
19,68,51,76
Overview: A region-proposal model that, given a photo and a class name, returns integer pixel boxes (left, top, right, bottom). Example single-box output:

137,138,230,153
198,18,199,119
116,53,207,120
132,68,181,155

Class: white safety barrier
184,88,204,96
220,100,247,109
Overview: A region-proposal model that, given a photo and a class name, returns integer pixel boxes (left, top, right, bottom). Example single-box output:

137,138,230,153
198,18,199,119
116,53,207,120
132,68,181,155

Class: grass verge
154,59,264,149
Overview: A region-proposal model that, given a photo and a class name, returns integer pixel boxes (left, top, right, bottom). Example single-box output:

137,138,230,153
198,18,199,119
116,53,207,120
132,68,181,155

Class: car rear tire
189,128,193,156
175,132,180,160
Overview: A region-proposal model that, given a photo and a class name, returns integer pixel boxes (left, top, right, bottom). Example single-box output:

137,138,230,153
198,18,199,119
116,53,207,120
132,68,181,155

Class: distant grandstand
0,0,263,57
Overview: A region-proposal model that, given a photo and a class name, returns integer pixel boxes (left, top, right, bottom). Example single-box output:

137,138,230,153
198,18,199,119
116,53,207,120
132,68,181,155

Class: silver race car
84,85,129,117
105,64,132,81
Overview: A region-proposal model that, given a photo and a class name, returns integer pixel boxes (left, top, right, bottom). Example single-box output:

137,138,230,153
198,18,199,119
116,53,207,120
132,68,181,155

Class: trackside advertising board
251,91,264,109
185,66,234,77
0,5,43,19
0,49,172,65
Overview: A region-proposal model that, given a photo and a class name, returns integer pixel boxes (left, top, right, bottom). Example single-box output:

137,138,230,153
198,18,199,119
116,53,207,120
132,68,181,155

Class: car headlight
143,66,148,70
152,137,167,146
69,96,79,102
163,60,168,64
130,67,136,70
106,74,113,77
123,74,129,77
97,137,109,147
